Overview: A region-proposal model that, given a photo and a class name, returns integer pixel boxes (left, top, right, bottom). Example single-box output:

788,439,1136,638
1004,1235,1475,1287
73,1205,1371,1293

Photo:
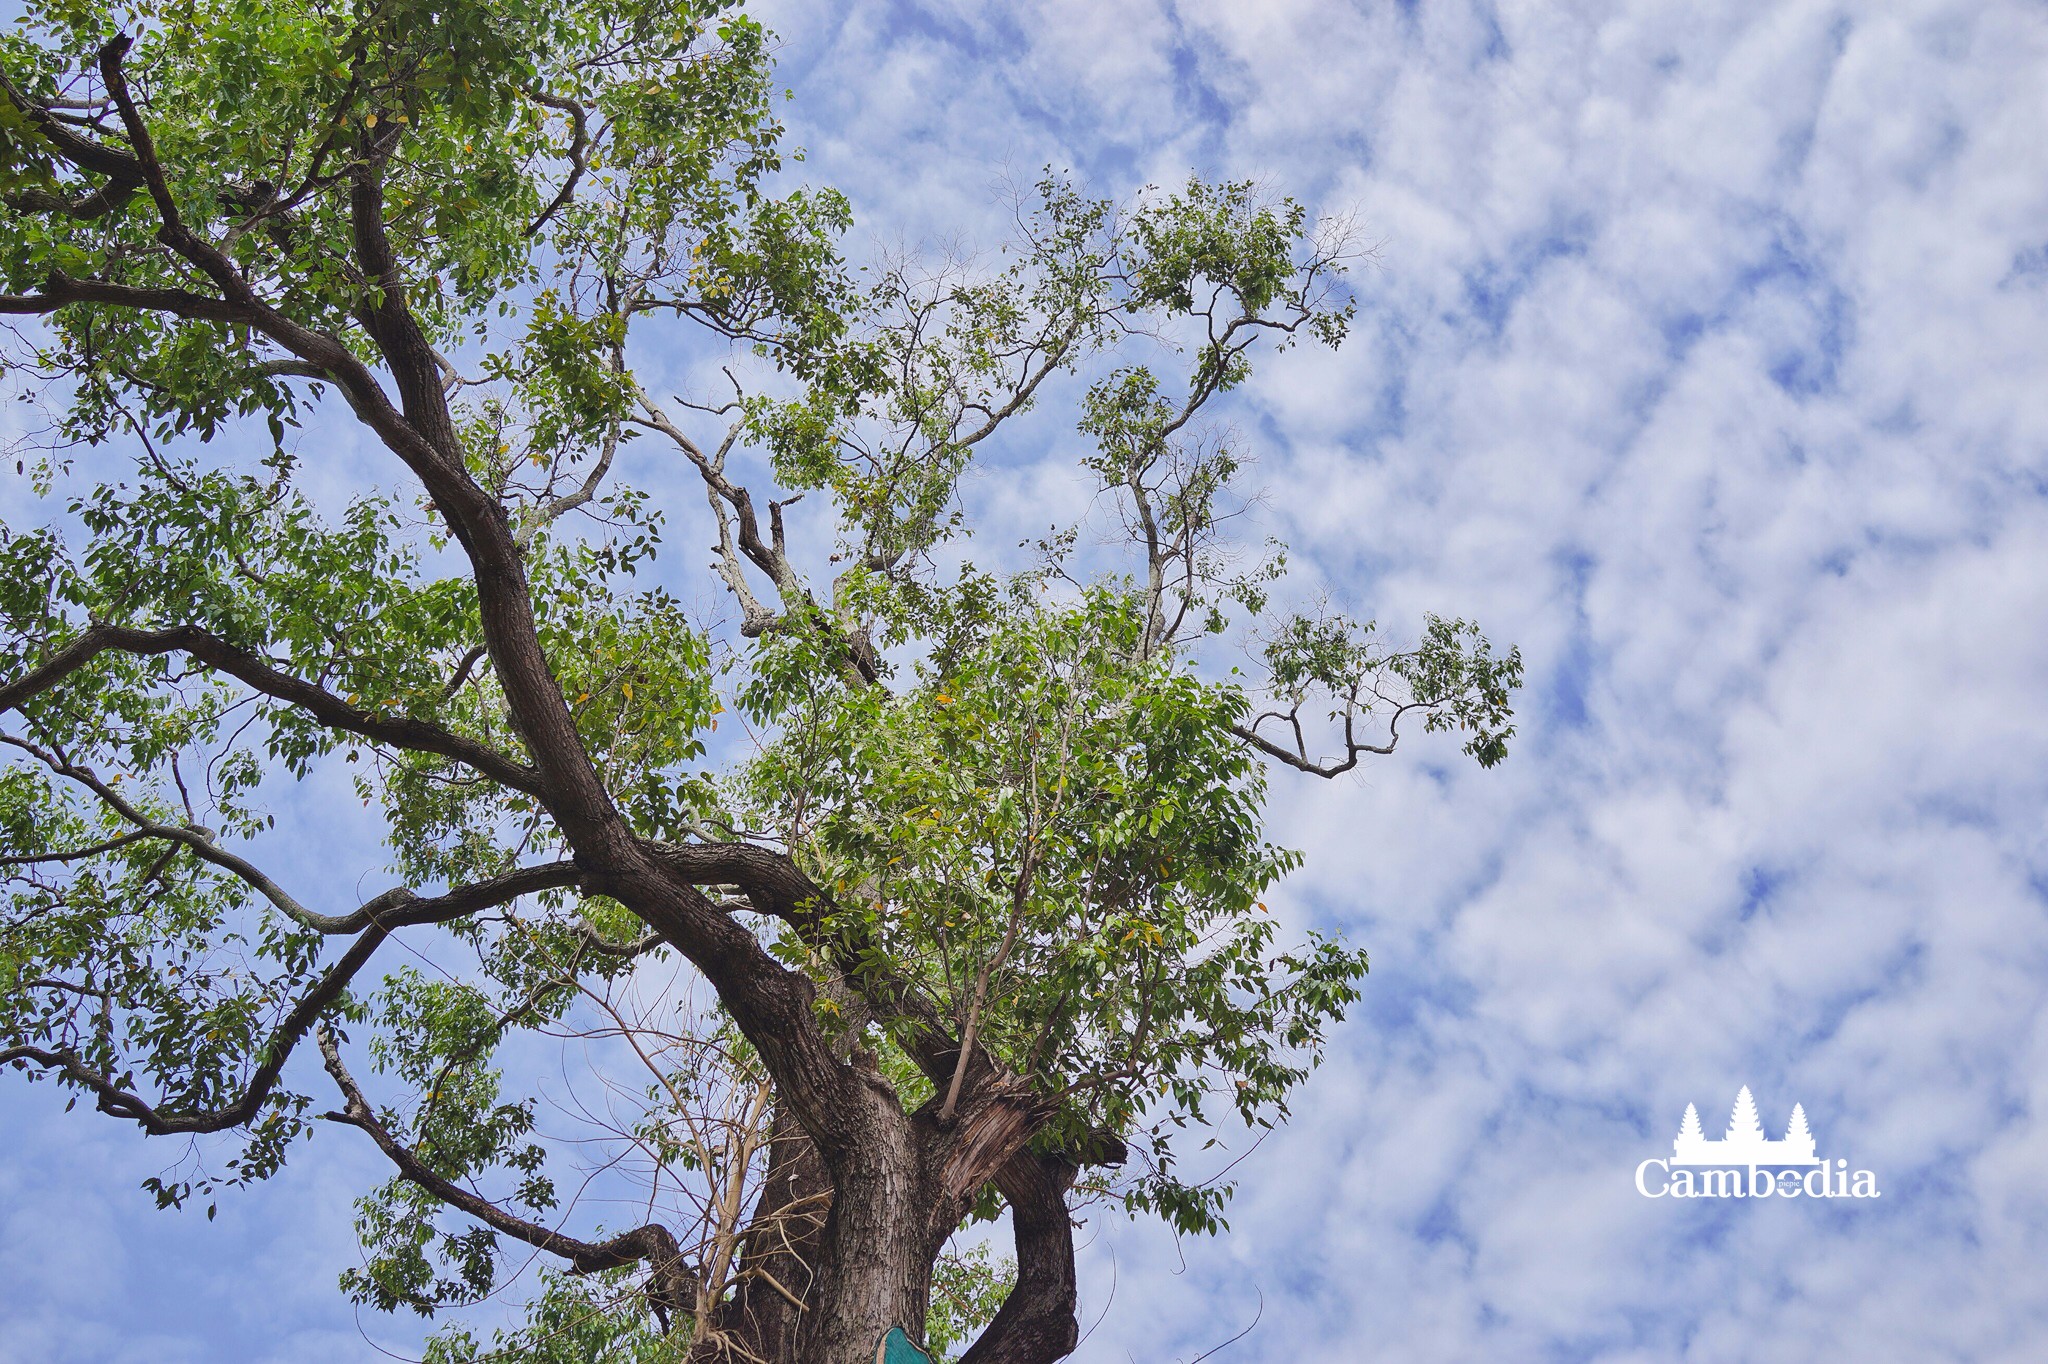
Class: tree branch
0,270,243,322
0,60,144,183
0,732,580,936
0,622,546,794
524,88,590,237
1,922,388,1134
97,36,186,236
317,1026,698,1310
957,1154,1080,1364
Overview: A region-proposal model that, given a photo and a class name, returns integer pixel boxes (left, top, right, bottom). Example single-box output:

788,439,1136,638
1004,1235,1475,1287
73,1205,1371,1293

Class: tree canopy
0,2,1521,1360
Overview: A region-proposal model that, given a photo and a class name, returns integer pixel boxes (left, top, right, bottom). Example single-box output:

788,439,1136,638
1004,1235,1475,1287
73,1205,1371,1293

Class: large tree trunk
694,1109,1089,1364
794,1081,935,1364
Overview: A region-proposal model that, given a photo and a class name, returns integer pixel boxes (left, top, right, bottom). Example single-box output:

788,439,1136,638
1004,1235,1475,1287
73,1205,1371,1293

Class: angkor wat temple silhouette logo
1672,1085,1819,1166
1638,1087,1879,1198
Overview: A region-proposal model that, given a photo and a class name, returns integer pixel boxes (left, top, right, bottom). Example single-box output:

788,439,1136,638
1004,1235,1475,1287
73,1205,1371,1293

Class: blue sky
6,1,2048,1360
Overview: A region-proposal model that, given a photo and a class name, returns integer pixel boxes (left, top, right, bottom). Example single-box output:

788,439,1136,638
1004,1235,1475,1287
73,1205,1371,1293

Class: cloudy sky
6,1,2048,1361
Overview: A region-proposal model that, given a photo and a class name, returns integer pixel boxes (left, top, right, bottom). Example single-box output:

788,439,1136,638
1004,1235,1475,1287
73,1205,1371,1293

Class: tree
0,3,1521,1361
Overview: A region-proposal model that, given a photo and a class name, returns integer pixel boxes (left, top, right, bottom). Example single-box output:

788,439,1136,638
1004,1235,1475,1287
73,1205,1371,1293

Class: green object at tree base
874,1326,932,1364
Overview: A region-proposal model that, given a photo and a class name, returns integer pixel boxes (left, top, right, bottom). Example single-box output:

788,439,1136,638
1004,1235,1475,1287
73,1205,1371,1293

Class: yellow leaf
364,113,378,127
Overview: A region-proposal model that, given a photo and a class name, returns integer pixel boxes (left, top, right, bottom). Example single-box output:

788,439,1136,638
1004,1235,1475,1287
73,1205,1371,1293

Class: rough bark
795,1069,935,1364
